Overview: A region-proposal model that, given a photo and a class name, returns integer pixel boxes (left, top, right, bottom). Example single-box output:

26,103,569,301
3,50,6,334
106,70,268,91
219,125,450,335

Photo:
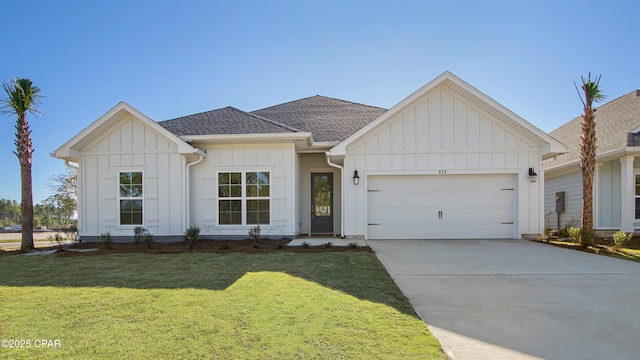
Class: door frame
311,172,334,234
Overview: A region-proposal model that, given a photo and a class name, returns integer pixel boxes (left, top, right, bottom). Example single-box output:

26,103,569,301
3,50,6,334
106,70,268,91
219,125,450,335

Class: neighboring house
53,71,565,241
543,90,640,233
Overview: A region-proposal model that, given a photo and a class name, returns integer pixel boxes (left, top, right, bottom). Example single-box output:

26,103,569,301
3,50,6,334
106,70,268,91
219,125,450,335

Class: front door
311,173,333,233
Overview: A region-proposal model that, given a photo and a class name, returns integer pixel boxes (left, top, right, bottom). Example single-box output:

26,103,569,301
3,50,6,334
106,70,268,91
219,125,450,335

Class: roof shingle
251,95,387,142
159,106,299,136
544,90,640,169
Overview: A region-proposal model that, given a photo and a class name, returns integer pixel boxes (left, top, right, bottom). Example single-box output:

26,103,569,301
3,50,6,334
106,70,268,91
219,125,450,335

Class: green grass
0,252,446,359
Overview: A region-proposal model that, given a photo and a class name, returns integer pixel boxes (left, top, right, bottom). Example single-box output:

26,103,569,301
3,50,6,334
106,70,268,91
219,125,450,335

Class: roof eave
330,71,565,156
52,102,201,160
181,132,313,144
544,147,640,173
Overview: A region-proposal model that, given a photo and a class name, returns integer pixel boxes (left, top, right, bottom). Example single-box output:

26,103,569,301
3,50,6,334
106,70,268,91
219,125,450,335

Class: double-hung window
119,171,143,225
218,171,270,225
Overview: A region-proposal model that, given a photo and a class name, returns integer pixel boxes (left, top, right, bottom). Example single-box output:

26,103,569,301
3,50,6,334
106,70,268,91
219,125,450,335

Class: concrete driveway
369,239,640,360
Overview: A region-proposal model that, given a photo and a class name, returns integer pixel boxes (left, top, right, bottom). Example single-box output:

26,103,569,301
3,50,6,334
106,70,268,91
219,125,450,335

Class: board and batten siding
543,170,582,230
79,116,186,237
189,143,298,237
342,86,543,239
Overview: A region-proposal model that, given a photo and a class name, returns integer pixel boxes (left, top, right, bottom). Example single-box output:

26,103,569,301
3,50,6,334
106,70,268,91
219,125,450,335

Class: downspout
325,152,344,238
185,150,206,229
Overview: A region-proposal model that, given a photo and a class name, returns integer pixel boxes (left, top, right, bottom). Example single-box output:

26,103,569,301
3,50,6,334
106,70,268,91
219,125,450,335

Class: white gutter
185,151,206,228
545,147,640,173
180,132,312,143
63,160,79,171
325,152,344,238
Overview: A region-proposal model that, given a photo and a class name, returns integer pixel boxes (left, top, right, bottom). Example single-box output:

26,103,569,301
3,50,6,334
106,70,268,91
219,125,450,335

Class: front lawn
0,252,446,359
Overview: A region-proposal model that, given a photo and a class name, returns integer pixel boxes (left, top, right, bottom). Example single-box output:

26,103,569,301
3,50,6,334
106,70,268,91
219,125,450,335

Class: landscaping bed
55,238,371,255
536,235,640,262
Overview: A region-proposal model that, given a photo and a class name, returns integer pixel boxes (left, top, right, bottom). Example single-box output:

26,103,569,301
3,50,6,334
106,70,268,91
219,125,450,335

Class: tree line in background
0,168,77,229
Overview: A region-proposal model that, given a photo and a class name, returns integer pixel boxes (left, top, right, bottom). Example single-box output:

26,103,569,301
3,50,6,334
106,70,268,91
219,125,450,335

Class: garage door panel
368,207,512,223
367,175,515,239
368,223,513,239
369,190,511,207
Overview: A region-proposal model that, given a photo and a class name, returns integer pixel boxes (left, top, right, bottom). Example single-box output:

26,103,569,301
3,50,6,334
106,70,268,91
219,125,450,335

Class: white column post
620,155,635,233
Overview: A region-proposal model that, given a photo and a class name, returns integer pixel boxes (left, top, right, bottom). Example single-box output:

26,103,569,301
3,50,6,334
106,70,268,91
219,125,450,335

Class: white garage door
367,175,514,239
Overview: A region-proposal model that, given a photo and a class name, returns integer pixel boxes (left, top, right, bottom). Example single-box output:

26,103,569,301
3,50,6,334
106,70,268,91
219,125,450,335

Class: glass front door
311,173,333,233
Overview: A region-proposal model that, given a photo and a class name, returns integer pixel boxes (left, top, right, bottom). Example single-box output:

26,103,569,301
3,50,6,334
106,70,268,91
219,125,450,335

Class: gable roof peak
329,71,566,157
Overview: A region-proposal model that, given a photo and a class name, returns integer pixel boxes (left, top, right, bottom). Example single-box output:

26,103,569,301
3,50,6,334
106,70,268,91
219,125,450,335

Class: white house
53,71,565,241
543,90,640,233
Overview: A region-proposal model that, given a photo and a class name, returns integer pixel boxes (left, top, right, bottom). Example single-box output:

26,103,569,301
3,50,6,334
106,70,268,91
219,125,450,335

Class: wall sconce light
528,167,538,183
353,170,360,185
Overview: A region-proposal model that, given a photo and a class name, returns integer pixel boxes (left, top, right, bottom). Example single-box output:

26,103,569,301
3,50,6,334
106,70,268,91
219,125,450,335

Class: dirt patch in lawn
49,239,371,256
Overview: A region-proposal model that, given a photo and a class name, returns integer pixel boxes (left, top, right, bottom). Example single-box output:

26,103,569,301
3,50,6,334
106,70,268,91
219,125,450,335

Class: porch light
353,170,360,185
528,167,538,183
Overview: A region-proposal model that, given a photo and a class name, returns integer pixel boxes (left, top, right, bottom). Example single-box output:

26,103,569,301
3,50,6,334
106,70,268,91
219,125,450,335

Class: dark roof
251,95,387,142
544,90,640,169
159,106,298,136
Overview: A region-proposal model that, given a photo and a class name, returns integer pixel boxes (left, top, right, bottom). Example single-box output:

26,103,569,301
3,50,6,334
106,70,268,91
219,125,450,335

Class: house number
438,170,447,174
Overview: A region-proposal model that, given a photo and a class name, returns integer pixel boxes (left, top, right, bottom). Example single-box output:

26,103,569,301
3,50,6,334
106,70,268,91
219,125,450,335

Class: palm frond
1,78,43,116
580,73,606,107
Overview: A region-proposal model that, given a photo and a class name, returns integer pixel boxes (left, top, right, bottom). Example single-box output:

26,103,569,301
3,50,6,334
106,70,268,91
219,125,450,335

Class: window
218,171,270,225
218,172,242,225
635,174,640,219
119,171,143,225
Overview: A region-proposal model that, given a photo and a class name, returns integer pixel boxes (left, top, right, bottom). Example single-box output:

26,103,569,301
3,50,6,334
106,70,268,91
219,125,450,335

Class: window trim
217,170,271,226
118,170,144,226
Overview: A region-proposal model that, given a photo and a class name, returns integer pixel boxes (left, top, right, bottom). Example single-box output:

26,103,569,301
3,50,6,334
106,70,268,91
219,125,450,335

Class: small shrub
252,241,261,249
348,242,358,249
567,227,581,244
48,233,65,250
185,224,200,249
63,226,78,242
276,242,286,250
219,243,230,250
248,225,261,241
323,242,333,248
100,232,113,249
143,231,153,249
613,231,633,249
561,221,578,237
580,229,595,247
133,226,146,245
302,241,310,249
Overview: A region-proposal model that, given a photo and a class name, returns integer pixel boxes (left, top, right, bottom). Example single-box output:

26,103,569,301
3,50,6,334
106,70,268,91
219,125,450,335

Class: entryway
311,173,333,234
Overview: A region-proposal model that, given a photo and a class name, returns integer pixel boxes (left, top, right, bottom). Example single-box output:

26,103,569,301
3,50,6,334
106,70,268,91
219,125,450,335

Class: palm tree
576,73,605,246
1,78,43,252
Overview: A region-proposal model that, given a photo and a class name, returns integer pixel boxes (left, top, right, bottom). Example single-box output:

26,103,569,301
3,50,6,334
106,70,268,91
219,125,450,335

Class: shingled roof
159,106,299,136
544,90,640,169
158,96,387,143
251,95,387,142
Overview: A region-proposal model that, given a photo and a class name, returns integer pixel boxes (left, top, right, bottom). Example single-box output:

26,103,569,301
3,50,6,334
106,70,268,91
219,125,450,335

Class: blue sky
1,0,639,203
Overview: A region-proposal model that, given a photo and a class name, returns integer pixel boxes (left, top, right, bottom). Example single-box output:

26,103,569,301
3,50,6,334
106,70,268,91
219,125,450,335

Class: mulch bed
53,239,371,256
533,237,640,260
